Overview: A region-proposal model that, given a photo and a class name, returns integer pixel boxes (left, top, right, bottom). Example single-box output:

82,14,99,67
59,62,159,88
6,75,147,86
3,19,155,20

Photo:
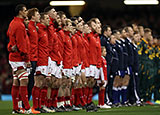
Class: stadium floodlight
124,0,159,5
49,1,86,6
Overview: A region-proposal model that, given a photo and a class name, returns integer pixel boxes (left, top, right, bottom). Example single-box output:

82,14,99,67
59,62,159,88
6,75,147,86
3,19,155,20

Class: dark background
0,0,160,95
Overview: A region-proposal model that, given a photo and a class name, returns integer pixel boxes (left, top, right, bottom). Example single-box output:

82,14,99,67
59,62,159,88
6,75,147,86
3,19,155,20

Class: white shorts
76,64,81,76
36,66,48,76
97,80,107,87
85,67,90,77
55,66,62,78
89,65,97,78
9,61,29,80
48,59,57,76
9,61,26,72
63,69,72,78
72,66,76,76
48,58,62,78
95,67,100,79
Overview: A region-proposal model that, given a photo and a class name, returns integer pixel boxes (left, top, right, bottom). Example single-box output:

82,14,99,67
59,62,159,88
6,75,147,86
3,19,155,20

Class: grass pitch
0,101,160,115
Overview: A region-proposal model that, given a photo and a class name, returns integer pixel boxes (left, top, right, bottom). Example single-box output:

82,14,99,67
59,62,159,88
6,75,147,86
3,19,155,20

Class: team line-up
7,4,159,114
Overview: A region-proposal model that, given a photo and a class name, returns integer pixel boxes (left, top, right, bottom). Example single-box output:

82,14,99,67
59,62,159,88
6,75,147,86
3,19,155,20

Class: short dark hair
102,25,111,35
15,4,26,16
57,11,65,19
144,28,152,33
44,6,55,13
71,17,77,22
40,12,47,20
112,30,119,35
27,8,39,20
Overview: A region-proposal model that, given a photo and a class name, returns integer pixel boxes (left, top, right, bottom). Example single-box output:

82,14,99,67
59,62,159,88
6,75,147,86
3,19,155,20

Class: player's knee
20,79,28,86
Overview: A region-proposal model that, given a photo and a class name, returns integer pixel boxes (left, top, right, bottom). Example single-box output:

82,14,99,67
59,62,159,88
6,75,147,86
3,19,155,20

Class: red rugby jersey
63,31,73,69
36,23,49,66
94,33,102,68
57,29,65,61
83,33,90,68
7,17,30,62
28,20,38,61
88,32,98,65
50,31,62,65
47,20,55,56
71,34,78,67
75,31,83,65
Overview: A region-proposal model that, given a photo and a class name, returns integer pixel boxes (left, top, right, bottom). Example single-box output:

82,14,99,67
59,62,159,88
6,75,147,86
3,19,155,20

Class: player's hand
11,45,17,52
101,80,105,85
25,61,31,68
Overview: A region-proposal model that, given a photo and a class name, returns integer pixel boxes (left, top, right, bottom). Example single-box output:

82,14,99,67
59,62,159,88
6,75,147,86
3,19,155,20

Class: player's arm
15,26,30,62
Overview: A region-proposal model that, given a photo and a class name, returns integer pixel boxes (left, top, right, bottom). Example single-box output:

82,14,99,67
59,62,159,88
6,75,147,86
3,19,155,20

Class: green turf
0,101,160,115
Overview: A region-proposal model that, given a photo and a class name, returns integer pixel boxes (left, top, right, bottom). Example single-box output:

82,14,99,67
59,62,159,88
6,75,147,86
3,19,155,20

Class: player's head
27,8,40,23
44,6,57,19
124,26,134,38
102,25,112,37
132,23,139,32
144,28,152,41
121,28,127,38
76,20,83,32
138,26,144,37
57,11,67,26
133,31,141,44
64,19,72,32
113,30,121,40
40,13,50,27
94,18,101,27
87,19,96,32
83,23,91,34
110,34,116,45
101,46,107,57
15,4,27,18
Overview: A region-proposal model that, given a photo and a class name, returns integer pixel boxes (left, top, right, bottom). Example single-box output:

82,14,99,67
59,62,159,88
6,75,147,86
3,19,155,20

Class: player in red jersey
55,11,69,112
27,8,41,114
62,19,73,111
85,19,101,112
44,7,58,112
7,4,32,114
71,18,88,109
35,12,50,113
82,23,92,106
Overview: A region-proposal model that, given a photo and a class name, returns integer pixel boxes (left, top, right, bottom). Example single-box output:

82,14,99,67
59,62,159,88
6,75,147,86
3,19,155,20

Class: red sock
98,89,102,105
51,88,58,107
47,98,52,108
101,89,105,105
70,88,74,106
84,87,89,103
88,88,93,104
11,86,19,110
32,86,40,109
40,87,47,106
19,86,30,110
74,89,81,106
79,88,87,106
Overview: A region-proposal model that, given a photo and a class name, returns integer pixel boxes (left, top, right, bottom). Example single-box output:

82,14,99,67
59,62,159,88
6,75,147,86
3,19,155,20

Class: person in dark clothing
109,34,120,106
132,32,142,106
124,27,135,105
100,25,113,105
112,30,124,106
